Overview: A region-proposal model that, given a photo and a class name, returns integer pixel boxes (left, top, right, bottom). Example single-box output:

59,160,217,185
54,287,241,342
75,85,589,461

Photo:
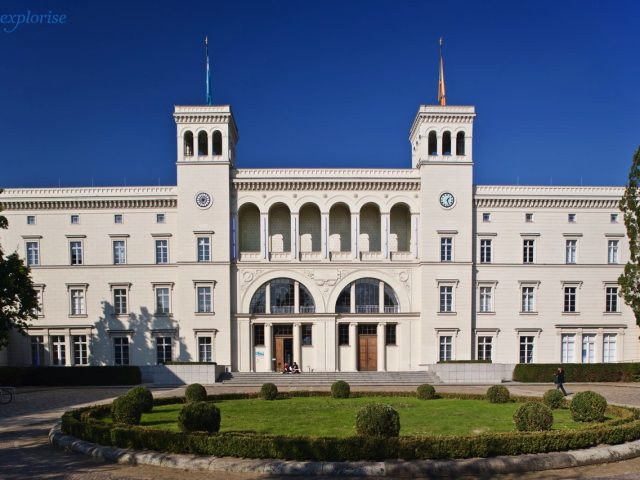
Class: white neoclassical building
0,99,636,372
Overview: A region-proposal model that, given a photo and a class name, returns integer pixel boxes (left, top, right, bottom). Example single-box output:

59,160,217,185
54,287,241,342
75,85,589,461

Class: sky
1,0,639,188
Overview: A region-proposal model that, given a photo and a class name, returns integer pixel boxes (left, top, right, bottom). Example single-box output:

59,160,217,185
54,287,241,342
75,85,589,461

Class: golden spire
438,37,446,106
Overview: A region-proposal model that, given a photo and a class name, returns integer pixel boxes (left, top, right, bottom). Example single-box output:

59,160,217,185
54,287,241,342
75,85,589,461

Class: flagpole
205,36,212,105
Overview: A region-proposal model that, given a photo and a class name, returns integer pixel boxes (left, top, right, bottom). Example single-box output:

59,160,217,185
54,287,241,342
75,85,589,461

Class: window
302,324,313,346
479,286,493,313
156,213,165,224
113,240,126,265
155,239,169,264
525,213,534,222
439,286,453,312
27,215,36,225
114,214,123,224
608,240,619,264
439,336,452,362
385,324,397,345
70,288,86,315
521,287,535,313
70,241,83,265
519,336,534,363
563,287,577,313
156,337,172,364
477,336,492,361
197,237,211,262
155,287,170,314
113,288,128,315
442,131,452,155
603,334,617,362
582,334,596,363
51,335,66,366
354,279,378,313
70,214,79,225
338,324,350,345
428,131,437,155
482,213,491,222
73,335,88,365
456,131,465,155
611,213,618,223
31,335,46,366
198,337,212,362
561,334,575,363
522,239,535,264
568,213,576,223
34,287,43,315
213,130,223,155
565,239,577,264
253,324,265,346
197,286,212,313
606,286,618,313
26,241,40,266
480,239,492,263
440,237,452,262
114,337,129,365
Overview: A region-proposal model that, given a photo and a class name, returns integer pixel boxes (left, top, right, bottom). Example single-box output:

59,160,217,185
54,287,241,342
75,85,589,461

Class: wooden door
274,336,293,372
358,335,377,371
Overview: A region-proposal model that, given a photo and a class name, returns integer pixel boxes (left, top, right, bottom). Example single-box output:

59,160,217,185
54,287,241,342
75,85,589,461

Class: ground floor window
603,334,617,362
519,336,534,363
51,335,66,366
582,334,596,363
198,336,212,362
338,324,349,345
439,336,452,362
73,335,88,365
477,336,492,361
156,337,172,364
561,334,575,363
385,324,397,345
302,324,312,346
113,337,129,365
31,335,46,366
253,324,265,346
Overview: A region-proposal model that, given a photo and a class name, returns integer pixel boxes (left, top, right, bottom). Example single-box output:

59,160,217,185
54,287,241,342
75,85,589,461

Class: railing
360,251,383,261
391,251,413,261
269,252,291,261
239,252,261,261
355,305,380,314
384,305,400,313
250,306,266,314
300,252,322,261
271,306,295,314
330,251,352,261
299,306,316,314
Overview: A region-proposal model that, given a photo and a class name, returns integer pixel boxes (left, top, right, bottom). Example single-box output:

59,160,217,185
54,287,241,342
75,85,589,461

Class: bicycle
0,386,14,404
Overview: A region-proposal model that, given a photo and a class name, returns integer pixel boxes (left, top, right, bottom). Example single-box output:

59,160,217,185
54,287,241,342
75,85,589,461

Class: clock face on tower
439,192,455,209
195,192,212,209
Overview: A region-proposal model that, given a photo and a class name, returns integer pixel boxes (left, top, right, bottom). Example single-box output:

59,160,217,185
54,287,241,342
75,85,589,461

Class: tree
618,147,640,326
0,189,39,349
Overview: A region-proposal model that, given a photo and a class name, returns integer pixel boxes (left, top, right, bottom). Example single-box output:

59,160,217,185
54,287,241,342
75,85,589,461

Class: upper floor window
479,286,493,312
610,213,619,223
606,286,619,313
428,131,437,155
26,215,36,225
70,241,83,265
482,213,491,222
480,239,492,263
197,237,211,262
113,287,128,315
69,288,86,315
334,278,399,314
608,240,619,264
563,286,577,313
250,278,316,314
70,214,80,225
113,240,126,265
442,131,452,155
212,130,223,156
565,239,577,264
568,213,576,223
183,131,194,157
525,213,534,222
439,286,454,312
114,214,123,224
197,131,208,156
155,286,171,314
456,131,465,155
521,286,535,313
196,285,213,313
156,213,165,224
26,241,40,266
440,237,453,262
523,239,535,264
155,239,169,264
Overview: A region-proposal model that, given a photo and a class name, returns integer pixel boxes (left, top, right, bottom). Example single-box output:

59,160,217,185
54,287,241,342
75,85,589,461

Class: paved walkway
3,383,640,479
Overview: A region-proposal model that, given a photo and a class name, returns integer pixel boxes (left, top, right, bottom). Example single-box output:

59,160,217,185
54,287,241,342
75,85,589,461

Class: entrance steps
218,371,440,386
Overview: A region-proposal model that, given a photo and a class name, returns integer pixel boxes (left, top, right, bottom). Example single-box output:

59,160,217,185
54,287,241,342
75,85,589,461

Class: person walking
554,367,567,396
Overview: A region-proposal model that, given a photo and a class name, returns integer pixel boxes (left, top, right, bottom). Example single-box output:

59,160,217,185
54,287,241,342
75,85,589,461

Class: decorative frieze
233,180,420,192
1,198,177,211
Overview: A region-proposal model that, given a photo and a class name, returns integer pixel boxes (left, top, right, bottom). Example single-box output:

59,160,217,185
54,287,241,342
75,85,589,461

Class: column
437,134,443,156
265,284,271,314
351,212,359,260
265,323,273,371
377,322,386,372
411,213,419,259
293,322,302,366
350,322,358,371
451,133,457,156
321,212,329,259
231,214,238,260
378,280,385,313
466,134,472,160
65,333,73,366
350,283,356,313
294,281,300,313
260,212,269,260
291,212,299,260
381,212,390,259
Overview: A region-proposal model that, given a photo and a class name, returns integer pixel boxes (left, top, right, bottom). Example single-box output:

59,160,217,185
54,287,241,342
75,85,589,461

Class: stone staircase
218,371,440,387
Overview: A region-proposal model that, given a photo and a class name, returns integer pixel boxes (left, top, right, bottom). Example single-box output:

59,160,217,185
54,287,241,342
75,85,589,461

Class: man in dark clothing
554,367,567,396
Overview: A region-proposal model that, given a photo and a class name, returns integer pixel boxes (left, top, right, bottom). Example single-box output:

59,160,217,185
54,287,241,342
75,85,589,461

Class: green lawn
135,397,610,437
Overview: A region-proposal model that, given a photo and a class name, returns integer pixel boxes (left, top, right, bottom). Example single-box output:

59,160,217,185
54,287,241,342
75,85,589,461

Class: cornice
474,185,624,209
1,198,177,211
475,198,619,209
233,180,420,191
233,168,419,179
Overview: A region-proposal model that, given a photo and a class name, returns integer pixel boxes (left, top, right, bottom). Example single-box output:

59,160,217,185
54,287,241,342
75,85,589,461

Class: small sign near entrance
255,351,264,357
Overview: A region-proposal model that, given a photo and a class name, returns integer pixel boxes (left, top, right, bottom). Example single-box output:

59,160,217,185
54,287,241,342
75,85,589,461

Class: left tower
173,105,238,366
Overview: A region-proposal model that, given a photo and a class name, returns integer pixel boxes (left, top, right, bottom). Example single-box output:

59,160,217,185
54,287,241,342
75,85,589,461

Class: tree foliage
619,147,640,326
0,189,39,349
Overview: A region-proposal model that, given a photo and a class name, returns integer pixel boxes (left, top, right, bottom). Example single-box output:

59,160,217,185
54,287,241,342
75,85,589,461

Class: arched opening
239,203,260,253
183,131,194,157
269,203,291,254
359,203,381,253
442,131,452,156
334,278,400,314
197,131,208,156
456,131,465,156
249,278,316,314
390,203,411,253
212,130,223,156
329,203,351,253
299,203,321,253
428,131,437,155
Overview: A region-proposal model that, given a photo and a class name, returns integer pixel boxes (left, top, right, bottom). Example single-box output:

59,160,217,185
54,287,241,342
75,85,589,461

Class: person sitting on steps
282,363,291,374
292,362,301,374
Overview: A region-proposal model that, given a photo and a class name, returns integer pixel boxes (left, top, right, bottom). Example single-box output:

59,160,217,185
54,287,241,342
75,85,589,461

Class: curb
49,422,640,477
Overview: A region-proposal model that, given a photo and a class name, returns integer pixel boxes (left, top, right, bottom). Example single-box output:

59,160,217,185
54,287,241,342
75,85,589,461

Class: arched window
456,131,465,156
442,131,452,156
197,131,208,156
212,130,223,156
428,131,437,155
183,131,194,157
249,278,316,314
334,278,400,314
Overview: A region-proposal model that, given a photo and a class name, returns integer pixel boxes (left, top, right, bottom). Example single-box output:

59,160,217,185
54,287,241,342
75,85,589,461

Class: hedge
513,363,640,383
0,366,141,386
60,392,640,461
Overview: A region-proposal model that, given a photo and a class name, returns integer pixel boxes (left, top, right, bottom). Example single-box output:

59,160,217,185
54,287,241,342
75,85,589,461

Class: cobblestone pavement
3,383,640,479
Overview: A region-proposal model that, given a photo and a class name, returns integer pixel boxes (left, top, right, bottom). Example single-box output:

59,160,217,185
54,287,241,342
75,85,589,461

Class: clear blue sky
1,0,639,188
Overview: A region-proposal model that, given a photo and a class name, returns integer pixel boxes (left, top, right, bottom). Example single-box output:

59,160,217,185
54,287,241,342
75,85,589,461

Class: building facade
0,102,636,371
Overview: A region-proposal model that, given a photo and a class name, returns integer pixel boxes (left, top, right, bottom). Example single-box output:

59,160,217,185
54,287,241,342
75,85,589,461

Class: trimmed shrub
416,384,436,400
111,395,142,425
0,366,141,387
513,402,554,431
331,380,351,399
127,386,154,413
486,385,510,403
260,383,278,400
543,389,565,409
512,363,640,383
185,383,207,403
355,403,400,437
177,401,221,433
571,391,608,422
